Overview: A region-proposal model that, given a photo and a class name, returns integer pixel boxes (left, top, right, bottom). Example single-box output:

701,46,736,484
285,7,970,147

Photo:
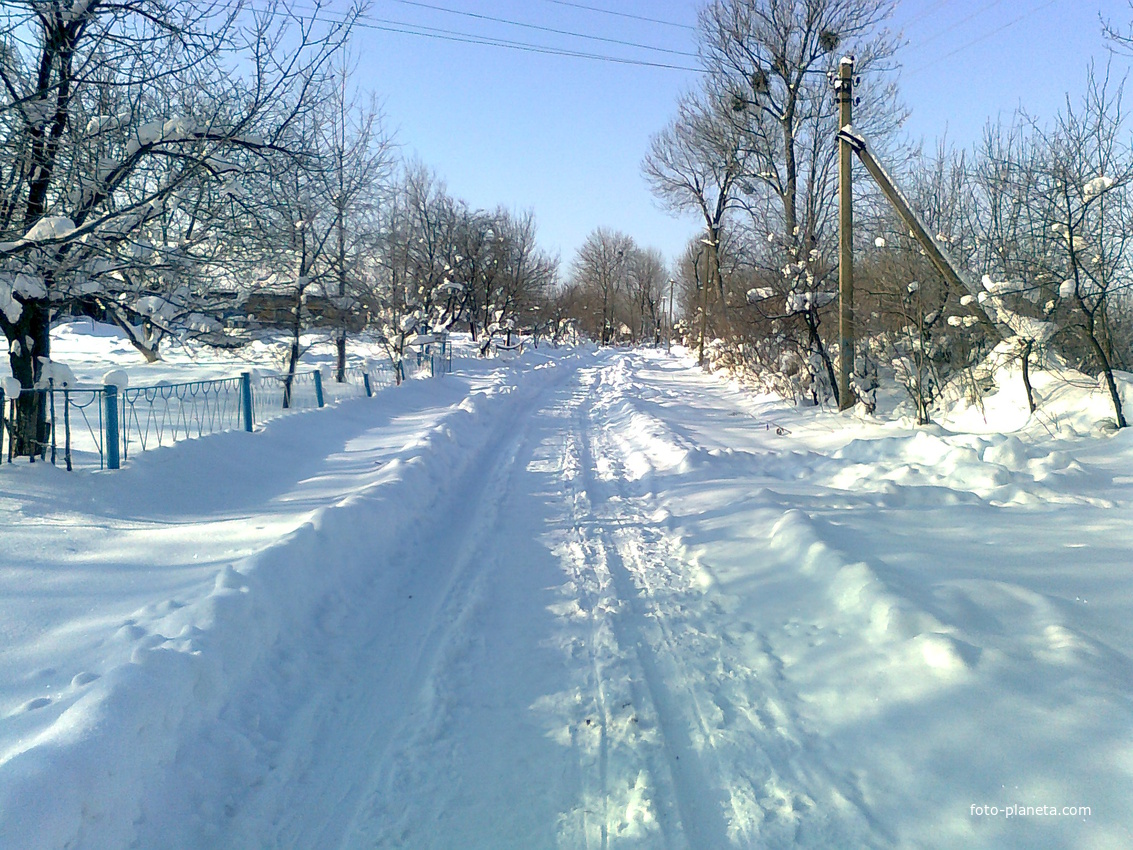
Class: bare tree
362,163,454,380
570,227,634,344
644,88,749,360
699,0,900,249
1020,69,1133,427
645,0,901,397
325,55,393,383
0,0,355,454
625,246,668,344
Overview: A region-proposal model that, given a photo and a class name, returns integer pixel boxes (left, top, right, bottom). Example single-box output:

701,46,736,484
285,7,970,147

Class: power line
264,2,702,72
905,0,1004,53
906,0,1062,75
363,21,699,71
540,0,696,31
899,0,958,30
386,0,697,58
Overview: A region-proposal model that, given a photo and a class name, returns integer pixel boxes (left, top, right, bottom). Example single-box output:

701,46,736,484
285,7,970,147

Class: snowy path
191,352,879,849
2,346,1130,849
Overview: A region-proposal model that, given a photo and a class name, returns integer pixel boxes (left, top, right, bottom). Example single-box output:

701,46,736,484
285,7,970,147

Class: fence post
104,384,120,470
48,380,57,466
4,392,11,464
363,372,372,397
63,387,72,472
313,370,325,408
241,372,254,432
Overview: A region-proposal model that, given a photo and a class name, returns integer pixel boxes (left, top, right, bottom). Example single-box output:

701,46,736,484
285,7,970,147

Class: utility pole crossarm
836,127,1009,341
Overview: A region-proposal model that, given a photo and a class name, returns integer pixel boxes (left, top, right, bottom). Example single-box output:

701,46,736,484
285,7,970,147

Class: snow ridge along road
2,346,1130,849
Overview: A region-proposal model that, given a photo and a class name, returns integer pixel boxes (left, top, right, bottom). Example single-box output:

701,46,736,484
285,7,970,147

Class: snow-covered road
2,345,1130,848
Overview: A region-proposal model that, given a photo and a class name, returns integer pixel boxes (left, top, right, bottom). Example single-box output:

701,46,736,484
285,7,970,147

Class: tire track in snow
559,367,728,848
553,410,685,850
572,356,880,848
329,365,584,849
207,349,873,849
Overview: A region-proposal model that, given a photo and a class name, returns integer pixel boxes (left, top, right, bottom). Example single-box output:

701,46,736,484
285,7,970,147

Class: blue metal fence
0,361,402,472
412,334,453,377
0,384,107,471
120,377,245,462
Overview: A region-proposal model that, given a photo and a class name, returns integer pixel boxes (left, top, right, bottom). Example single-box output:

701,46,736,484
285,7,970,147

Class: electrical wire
905,0,1062,75
359,19,700,70
539,0,696,31
257,2,701,71
905,0,1004,53
386,0,697,58
900,0,967,30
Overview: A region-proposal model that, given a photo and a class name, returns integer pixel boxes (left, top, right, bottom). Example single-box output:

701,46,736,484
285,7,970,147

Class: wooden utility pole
835,56,855,410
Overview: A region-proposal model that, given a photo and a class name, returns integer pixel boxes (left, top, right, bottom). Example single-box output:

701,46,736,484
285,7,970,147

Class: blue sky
338,0,1133,269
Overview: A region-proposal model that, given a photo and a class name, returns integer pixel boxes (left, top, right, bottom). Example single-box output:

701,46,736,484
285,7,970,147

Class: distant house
239,293,367,332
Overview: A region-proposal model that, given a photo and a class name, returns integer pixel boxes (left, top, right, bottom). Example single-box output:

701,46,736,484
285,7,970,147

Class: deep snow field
0,322,1131,849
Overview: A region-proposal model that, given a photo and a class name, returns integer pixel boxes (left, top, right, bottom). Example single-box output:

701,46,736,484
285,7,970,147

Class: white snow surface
1,331,1132,849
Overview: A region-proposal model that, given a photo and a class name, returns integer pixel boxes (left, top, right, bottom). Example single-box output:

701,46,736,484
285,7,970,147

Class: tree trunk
335,333,346,383
106,312,162,363
1085,321,1127,428
284,288,303,409
914,391,931,426
804,310,839,408
1020,339,1037,415
8,298,52,457
781,113,799,244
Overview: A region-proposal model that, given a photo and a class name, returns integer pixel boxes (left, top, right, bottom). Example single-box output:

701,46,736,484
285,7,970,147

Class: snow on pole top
36,358,77,389
102,370,129,390
63,0,96,24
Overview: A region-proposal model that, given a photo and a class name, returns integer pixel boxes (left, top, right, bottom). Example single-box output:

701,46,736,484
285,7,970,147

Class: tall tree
570,228,635,344
325,56,392,383
0,0,355,454
650,0,901,395
644,88,749,360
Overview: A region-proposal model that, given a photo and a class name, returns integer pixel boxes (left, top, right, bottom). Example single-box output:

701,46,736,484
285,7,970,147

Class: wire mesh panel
62,389,107,468
367,363,397,392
